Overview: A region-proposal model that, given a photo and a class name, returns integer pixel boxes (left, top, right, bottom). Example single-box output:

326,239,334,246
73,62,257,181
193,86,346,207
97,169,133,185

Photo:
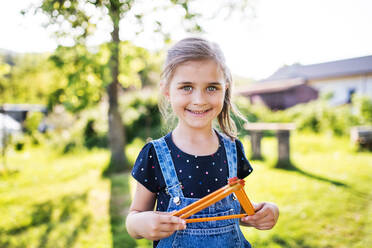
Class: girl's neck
171,124,219,156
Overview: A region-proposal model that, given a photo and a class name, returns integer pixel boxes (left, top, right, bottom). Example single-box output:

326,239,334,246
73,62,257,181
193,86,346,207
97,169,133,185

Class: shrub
120,90,163,143
352,94,372,125
234,94,368,137
83,119,108,149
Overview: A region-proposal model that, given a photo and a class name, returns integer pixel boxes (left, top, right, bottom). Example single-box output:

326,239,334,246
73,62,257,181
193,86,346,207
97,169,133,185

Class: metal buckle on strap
165,182,183,196
232,194,237,201
173,196,181,205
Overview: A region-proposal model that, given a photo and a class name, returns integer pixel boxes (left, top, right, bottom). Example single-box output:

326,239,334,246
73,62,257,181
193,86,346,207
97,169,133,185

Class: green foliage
119,41,162,89
47,45,107,112
234,94,371,137
283,100,357,136
120,90,164,143
24,112,44,135
50,105,109,153
0,52,64,104
38,0,103,43
352,94,372,124
83,119,108,149
20,112,46,147
42,89,163,153
0,56,11,96
46,42,161,113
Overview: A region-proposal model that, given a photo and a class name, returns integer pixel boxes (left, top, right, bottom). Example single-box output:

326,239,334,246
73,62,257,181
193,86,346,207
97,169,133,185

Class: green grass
240,132,372,248
0,133,371,247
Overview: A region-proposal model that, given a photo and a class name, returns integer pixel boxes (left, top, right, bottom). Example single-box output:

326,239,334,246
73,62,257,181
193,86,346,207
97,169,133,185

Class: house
238,55,372,110
238,78,318,110
0,104,47,124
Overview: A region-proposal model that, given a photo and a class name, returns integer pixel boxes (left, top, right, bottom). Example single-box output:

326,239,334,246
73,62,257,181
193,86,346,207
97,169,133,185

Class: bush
120,90,164,143
36,105,107,153
352,94,372,124
83,119,108,149
234,94,369,137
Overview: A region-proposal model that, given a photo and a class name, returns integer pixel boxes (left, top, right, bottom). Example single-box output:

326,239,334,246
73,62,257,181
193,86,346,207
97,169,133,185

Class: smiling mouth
186,109,211,115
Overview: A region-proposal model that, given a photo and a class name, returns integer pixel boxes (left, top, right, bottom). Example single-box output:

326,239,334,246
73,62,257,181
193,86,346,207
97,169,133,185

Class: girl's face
164,59,227,131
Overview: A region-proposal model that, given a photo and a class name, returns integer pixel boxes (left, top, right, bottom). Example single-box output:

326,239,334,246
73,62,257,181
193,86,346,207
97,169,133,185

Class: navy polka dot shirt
132,132,253,212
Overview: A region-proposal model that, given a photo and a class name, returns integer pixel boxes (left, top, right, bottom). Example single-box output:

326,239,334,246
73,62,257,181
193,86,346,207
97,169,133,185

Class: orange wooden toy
171,177,255,223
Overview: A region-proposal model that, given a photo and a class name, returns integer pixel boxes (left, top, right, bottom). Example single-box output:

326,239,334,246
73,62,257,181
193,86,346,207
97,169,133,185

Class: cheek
214,91,226,105
216,92,226,112
169,94,186,111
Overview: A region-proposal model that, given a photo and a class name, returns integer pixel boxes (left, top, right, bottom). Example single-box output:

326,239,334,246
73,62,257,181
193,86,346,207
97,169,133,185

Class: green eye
207,86,217,91
182,86,192,91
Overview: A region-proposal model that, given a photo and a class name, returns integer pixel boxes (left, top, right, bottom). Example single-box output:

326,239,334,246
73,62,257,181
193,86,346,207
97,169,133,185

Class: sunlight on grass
0,147,112,248
241,133,372,248
1,133,371,247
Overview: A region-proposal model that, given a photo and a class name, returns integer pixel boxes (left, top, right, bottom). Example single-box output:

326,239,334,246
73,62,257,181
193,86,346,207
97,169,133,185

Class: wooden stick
179,183,243,219
172,184,230,217
185,214,247,223
171,178,255,222
235,188,255,215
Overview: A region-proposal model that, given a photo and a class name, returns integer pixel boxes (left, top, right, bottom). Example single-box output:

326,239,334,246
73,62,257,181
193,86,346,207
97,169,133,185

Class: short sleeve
236,139,253,179
131,142,160,193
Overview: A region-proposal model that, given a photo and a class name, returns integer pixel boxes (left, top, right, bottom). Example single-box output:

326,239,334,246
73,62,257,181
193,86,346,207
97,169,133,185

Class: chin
184,121,213,130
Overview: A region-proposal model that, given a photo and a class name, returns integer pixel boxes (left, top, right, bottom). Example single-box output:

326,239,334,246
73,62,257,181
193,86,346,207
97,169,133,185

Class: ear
160,81,170,100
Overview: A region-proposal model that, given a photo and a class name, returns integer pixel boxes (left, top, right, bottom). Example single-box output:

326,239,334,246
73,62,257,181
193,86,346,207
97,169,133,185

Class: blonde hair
159,37,246,139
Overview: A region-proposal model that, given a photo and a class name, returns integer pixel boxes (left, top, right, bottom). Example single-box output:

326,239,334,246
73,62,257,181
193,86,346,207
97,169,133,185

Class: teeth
188,109,208,114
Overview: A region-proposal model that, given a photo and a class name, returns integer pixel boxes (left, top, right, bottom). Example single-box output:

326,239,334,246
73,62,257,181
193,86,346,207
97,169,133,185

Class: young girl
126,37,279,247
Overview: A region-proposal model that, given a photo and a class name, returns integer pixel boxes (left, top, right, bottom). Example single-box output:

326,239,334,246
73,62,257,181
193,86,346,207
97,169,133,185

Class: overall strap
221,134,237,179
151,137,184,198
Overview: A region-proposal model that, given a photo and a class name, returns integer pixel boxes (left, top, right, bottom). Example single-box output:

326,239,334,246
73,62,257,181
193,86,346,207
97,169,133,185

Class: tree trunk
107,2,128,172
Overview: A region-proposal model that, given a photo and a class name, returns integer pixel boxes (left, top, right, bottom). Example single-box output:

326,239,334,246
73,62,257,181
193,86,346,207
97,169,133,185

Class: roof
237,78,306,95
1,104,47,113
262,55,372,82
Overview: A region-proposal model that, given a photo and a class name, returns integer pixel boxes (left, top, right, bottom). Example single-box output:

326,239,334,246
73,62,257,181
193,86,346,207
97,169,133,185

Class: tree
0,52,63,104
29,0,253,173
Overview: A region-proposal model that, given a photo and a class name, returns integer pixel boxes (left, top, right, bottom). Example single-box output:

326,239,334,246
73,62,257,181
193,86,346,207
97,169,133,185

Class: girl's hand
240,202,279,230
127,211,186,240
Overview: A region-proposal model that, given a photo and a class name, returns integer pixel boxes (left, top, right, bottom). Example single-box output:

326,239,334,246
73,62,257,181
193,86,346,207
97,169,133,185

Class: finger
241,214,273,228
158,222,186,232
253,202,265,211
158,214,186,225
254,215,276,228
255,222,275,230
242,210,269,222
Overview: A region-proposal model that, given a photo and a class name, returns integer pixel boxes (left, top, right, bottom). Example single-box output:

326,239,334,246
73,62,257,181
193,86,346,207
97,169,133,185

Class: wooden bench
350,126,372,150
243,122,296,165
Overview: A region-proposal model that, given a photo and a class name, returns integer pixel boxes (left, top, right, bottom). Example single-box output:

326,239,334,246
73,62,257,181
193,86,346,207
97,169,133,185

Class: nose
191,89,207,105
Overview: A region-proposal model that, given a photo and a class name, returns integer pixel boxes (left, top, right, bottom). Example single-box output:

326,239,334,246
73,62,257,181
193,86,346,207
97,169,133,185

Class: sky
1,0,372,80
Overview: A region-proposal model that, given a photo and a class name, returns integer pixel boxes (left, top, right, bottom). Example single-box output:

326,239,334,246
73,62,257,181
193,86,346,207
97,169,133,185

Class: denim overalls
151,134,252,248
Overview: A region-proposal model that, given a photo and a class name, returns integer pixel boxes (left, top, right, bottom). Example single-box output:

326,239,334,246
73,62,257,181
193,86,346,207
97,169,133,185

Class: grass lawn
0,133,371,247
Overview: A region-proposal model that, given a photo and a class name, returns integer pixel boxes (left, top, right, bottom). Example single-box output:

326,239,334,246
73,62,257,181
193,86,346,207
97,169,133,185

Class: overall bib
151,135,252,248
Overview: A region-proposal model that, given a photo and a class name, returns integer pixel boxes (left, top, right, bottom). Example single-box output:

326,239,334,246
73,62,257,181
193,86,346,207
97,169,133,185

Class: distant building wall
309,73,372,105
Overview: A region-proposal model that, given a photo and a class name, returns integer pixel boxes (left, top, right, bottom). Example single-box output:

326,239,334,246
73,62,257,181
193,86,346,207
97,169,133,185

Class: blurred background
0,0,371,247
